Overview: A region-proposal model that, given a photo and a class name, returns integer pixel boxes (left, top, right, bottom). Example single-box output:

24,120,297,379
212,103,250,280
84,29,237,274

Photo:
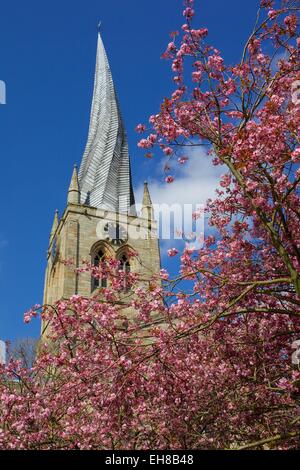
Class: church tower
43,33,160,317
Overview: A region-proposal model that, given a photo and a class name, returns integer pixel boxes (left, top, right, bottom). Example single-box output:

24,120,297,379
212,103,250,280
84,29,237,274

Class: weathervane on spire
97,21,102,32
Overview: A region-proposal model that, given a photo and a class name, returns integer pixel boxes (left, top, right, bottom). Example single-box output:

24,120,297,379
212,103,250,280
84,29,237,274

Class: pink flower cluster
167,247,179,257
1,0,299,452
165,175,174,183
135,123,146,133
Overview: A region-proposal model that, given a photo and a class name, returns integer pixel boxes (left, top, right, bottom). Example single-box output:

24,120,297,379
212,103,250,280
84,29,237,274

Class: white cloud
135,147,223,255
136,147,222,208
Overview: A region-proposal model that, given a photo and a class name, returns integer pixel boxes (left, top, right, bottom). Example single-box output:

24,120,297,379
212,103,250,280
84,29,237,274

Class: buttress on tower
43,33,160,323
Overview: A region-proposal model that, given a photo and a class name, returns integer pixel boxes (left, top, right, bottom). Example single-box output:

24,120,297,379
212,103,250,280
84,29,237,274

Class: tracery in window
119,254,130,292
92,249,107,291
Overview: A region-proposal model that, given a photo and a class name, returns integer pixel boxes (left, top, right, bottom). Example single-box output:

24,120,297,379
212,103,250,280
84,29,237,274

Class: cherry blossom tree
7,338,38,370
1,0,300,450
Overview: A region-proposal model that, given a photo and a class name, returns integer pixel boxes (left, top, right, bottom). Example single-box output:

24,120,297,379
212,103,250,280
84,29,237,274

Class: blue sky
0,0,258,341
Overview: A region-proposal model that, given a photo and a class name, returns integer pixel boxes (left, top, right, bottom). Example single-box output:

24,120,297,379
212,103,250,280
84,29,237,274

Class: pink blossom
291,148,300,162
148,134,157,144
191,28,208,39
222,78,236,96
24,313,31,324
183,7,194,18
165,175,174,183
207,55,224,71
220,174,231,188
166,41,176,52
163,147,173,155
192,207,204,220
138,139,152,149
257,53,268,65
135,124,146,133
248,38,261,55
192,71,202,82
277,378,292,390
160,269,169,280
246,180,259,191
260,0,273,8
232,63,250,79
172,58,183,72
167,248,179,257
225,110,243,118
268,10,279,19
284,15,297,35
172,88,185,100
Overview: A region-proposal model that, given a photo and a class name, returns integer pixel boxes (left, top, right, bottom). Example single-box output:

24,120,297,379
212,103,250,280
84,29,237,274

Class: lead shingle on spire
78,33,136,215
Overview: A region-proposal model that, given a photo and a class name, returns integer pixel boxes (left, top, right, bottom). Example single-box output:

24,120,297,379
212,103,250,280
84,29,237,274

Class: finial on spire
50,209,59,240
67,165,80,205
142,181,154,221
97,20,102,32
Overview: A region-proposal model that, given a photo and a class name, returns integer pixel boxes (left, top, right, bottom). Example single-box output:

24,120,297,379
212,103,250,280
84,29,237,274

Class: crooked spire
78,33,136,215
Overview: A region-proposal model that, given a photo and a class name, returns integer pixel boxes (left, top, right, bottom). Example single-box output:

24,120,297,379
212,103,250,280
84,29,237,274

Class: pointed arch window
119,255,131,292
92,249,107,291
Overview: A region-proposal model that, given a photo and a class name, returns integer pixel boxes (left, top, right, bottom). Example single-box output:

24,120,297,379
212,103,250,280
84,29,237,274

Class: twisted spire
78,33,136,215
